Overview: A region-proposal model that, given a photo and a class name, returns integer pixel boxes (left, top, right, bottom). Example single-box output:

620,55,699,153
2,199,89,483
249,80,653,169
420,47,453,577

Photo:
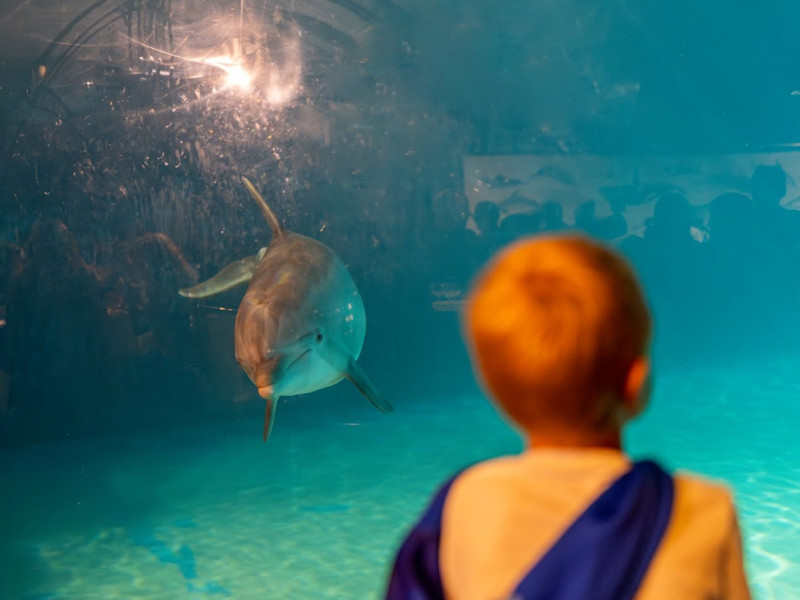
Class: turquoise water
3,1,800,598
2,353,798,600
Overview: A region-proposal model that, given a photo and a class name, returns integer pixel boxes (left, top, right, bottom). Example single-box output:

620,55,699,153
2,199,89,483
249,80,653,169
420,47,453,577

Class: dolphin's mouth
261,350,310,397
286,349,311,371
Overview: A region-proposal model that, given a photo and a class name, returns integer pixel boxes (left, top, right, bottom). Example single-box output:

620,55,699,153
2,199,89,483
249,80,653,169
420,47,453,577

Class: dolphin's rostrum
180,177,393,440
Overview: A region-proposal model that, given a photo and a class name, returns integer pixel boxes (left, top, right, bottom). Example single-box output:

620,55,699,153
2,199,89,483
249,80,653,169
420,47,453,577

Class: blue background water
1,1,800,598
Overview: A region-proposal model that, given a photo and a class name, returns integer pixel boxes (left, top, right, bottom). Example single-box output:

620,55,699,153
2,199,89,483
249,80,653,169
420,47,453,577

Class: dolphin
179,177,393,440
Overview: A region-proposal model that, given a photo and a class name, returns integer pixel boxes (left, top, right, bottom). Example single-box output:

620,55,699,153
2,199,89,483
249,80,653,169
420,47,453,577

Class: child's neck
526,428,623,450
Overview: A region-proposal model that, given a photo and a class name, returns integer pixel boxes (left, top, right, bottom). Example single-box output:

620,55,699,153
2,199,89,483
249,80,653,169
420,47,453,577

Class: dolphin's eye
316,332,324,342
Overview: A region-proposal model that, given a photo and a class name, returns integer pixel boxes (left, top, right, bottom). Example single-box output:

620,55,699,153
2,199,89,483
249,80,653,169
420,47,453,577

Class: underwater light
196,55,254,92
223,64,252,91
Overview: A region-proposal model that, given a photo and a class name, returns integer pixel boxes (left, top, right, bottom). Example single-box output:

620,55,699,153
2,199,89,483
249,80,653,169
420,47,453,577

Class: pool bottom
1,355,799,599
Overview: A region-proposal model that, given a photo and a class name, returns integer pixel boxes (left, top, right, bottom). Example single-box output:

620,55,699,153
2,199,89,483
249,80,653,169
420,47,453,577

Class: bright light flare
224,64,252,91
201,56,252,92
122,17,304,106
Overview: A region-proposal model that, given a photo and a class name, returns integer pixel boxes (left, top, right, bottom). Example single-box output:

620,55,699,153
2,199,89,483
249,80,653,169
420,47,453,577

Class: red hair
464,235,651,432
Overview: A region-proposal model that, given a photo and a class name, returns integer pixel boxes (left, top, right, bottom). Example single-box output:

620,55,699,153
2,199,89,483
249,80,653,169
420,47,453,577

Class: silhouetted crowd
411,163,800,368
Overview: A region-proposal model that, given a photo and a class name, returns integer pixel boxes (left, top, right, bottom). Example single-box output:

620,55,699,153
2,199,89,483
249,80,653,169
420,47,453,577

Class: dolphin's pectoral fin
344,357,394,414
178,249,266,299
263,396,277,442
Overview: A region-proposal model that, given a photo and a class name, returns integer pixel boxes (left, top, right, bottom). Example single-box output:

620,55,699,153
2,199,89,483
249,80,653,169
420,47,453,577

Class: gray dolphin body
180,177,393,440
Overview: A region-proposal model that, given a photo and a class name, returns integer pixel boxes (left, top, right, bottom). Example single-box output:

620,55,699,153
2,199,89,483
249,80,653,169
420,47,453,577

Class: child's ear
623,356,651,418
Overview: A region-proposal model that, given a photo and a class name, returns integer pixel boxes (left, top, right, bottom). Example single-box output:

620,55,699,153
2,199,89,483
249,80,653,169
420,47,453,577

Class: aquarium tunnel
0,0,799,598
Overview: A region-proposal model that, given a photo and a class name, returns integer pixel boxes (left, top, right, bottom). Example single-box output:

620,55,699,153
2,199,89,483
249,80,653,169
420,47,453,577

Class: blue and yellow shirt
388,448,751,600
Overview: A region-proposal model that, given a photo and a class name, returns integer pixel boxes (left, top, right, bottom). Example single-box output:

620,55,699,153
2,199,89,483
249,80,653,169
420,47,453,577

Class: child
386,234,751,600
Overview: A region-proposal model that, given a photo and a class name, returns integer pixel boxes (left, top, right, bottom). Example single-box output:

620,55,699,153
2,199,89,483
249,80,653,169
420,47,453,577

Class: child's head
464,234,652,446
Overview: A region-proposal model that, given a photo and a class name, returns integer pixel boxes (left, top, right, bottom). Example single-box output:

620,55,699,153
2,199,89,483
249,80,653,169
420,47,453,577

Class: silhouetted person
417,188,480,395
574,200,627,240
637,192,709,346
498,194,542,241
751,164,800,256
644,192,697,248
749,164,800,322
423,189,479,286
0,242,21,308
473,201,505,263
474,200,501,237
704,192,782,342
120,232,198,338
540,201,566,231
0,242,21,419
5,219,109,441
751,164,786,213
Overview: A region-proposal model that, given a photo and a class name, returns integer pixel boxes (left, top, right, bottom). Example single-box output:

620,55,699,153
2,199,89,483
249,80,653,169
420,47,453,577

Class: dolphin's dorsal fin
241,176,283,238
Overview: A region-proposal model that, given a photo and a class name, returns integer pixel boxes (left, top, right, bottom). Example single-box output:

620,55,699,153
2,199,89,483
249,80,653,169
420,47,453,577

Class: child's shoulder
671,470,739,524
639,471,746,596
